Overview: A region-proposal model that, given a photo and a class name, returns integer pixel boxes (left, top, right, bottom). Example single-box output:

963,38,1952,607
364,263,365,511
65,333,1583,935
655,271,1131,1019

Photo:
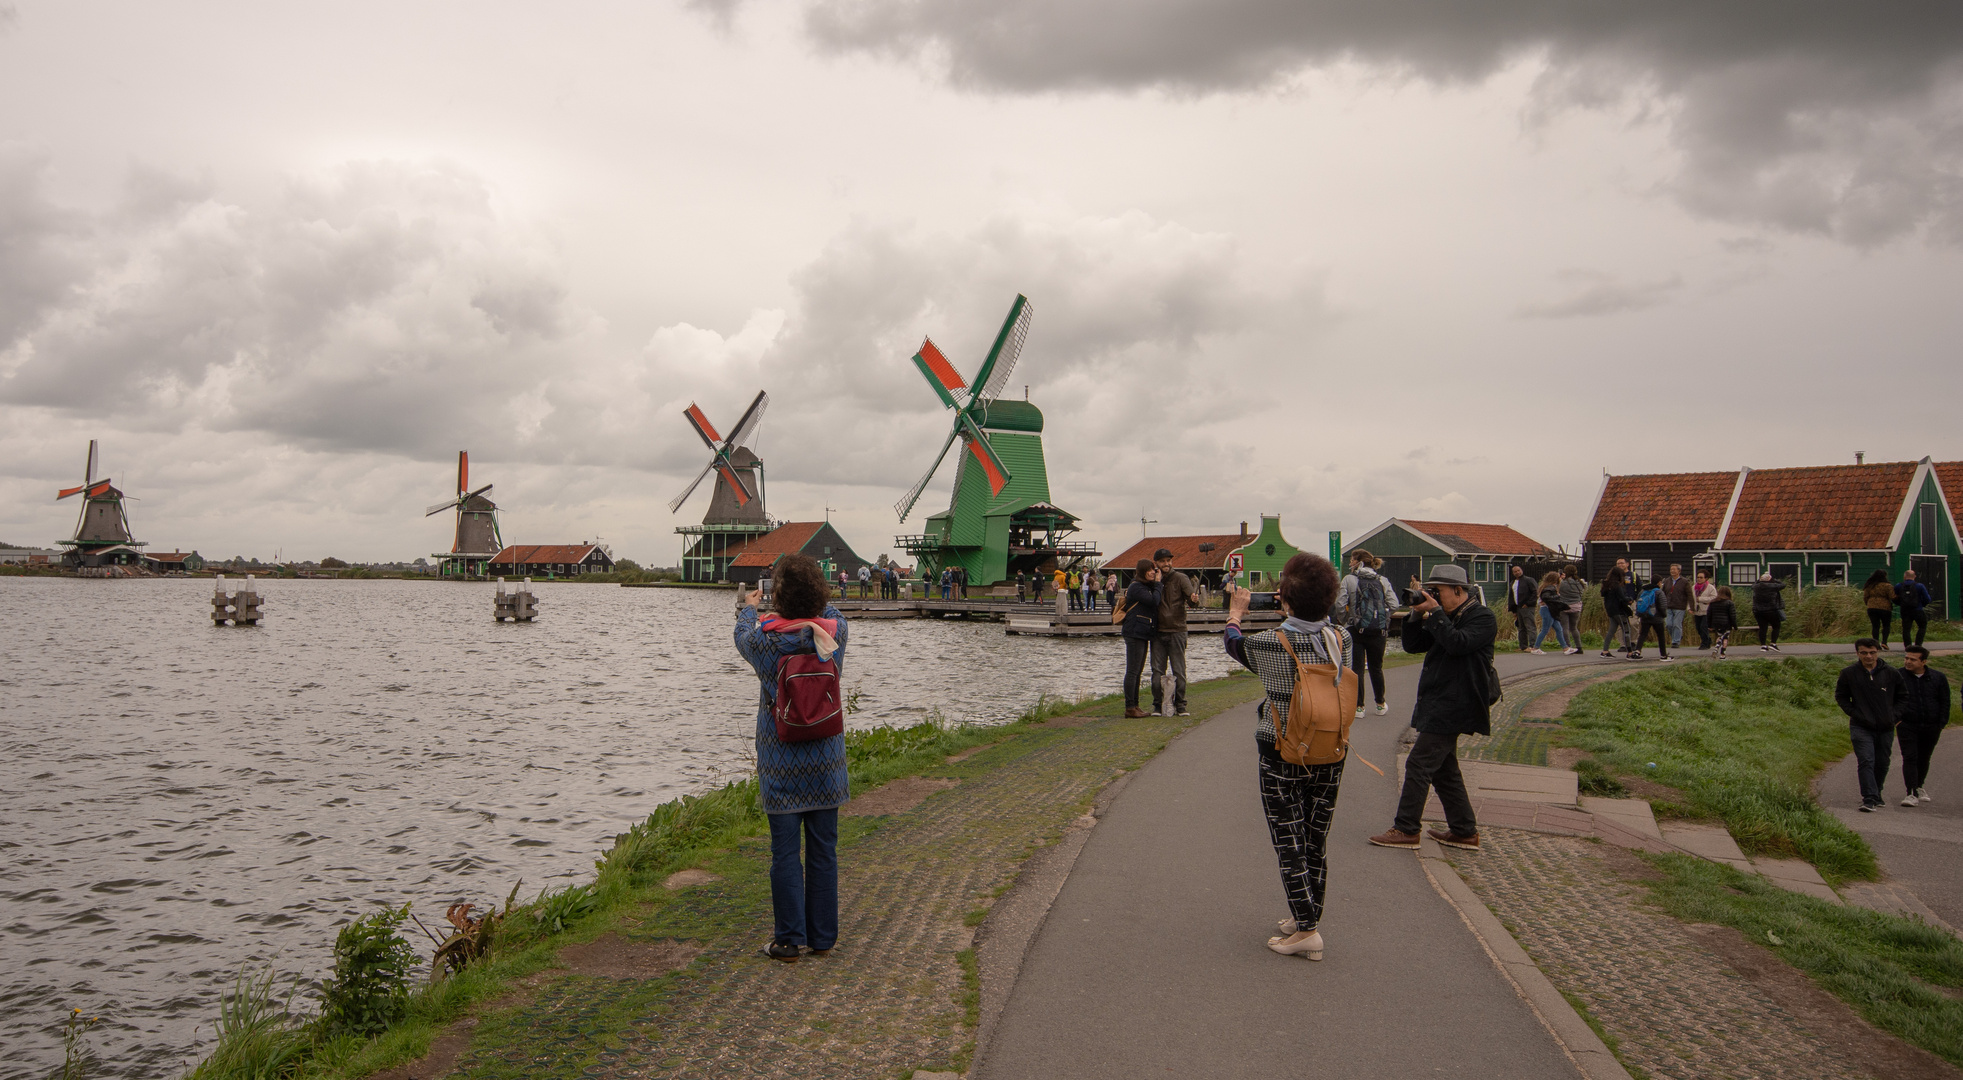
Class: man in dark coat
1371,563,1496,851
1505,564,1537,652
1896,645,1950,806
1836,638,1905,811
1896,570,1933,650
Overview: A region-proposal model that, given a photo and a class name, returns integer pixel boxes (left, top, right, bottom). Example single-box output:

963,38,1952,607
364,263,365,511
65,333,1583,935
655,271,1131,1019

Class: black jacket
1707,599,1737,632
1601,574,1632,617
1120,581,1161,641
1899,667,1953,727
1835,661,1904,731
1752,579,1786,613
1505,574,1534,612
1401,598,1498,736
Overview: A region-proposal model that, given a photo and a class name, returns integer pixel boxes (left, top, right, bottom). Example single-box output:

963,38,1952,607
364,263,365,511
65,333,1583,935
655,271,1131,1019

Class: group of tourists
1863,568,1935,650
936,564,969,600
1837,639,1952,812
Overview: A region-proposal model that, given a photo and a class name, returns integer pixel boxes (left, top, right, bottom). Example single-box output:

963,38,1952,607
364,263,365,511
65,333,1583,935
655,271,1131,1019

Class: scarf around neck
759,613,840,660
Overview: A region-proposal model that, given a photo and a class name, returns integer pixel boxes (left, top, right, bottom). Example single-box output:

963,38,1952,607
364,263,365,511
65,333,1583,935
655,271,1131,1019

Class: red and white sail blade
957,414,1011,496
668,459,717,513
971,295,1032,403
912,338,967,409
721,391,769,454
714,461,757,505
457,451,469,496
684,403,723,450
895,425,960,522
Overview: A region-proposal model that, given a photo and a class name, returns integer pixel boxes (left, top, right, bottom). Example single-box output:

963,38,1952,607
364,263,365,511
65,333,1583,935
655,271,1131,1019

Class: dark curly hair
1278,553,1339,620
770,554,829,619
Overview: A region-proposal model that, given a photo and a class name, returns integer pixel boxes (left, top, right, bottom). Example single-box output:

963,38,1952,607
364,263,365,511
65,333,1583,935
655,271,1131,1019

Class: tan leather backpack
1273,627,1358,766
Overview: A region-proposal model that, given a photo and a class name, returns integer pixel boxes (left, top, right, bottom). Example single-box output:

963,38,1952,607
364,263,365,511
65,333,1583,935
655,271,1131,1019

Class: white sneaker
1902,794,1920,807
1528,648,1544,654
1375,703,1388,715
1918,788,1933,803
1354,707,1366,720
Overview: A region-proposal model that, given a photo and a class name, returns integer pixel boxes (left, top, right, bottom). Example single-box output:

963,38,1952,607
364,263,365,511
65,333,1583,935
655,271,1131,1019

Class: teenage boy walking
1897,645,1950,806
1897,570,1933,650
1371,564,1495,851
1836,638,1905,812
1151,547,1201,716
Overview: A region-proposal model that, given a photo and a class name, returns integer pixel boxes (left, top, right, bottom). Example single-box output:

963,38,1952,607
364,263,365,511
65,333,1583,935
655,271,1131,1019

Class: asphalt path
1817,696,1962,928
976,649,1597,1080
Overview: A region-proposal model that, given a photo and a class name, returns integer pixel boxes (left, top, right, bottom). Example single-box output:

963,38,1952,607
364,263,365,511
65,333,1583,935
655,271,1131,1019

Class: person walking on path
1752,572,1786,651
1082,568,1097,612
1119,559,1163,718
1897,570,1933,650
1151,547,1201,717
1864,569,1896,649
1837,638,1905,812
733,553,849,961
1663,564,1692,650
1692,570,1717,650
1338,550,1396,717
1633,577,1673,661
1222,554,1353,961
1897,645,1950,806
1505,564,1540,653
1557,564,1586,655
1371,563,1495,851
1707,586,1738,659
1104,571,1118,612
1532,571,1567,653
1599,563,1635,657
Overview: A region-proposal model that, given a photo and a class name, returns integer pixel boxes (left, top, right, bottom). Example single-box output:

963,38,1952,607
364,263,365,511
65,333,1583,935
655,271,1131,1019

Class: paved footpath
978,653,1593,1079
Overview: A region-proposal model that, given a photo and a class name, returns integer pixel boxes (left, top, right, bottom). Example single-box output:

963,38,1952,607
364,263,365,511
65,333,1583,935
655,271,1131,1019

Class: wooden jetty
211,575,263,626
494,577,538,622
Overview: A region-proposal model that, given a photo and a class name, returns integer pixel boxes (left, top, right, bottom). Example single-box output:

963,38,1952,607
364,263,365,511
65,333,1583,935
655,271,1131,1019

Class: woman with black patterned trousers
1224,553,1352,962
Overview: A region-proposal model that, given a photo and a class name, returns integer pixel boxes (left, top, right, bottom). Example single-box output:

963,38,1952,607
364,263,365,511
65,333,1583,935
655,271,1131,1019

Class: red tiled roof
1400,520,1554,556
492,544,604,565
1721,462,1918,550
1934,462,1963,507
1584,472,1737,542
719,522,824,563
146,551,196,563
1102,533,1252,571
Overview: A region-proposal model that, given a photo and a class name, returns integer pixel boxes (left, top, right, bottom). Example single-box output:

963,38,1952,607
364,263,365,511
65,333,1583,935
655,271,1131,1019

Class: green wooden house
1342,518,1558,598
1226,515,1301,589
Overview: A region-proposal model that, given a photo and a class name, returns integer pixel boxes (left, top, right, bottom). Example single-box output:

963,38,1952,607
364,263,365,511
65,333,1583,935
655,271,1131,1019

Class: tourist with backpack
1864,568,1896,649
1556,564,1586,655
1533,571,1567,652
1598,563,1635,657
1632,577,1672,661
1224,554,1354,961
733,553,850,962
1338,550,1395,719
1898,570,1933,650
1370,563,1496,852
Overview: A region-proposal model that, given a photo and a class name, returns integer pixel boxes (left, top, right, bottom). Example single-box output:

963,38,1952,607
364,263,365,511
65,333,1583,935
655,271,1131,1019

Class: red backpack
772,651,843,742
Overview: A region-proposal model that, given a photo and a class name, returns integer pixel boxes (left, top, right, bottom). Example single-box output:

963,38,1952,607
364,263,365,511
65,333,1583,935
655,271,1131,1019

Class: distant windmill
55,438,145,568
894,294,1034,523
426,451,502,578
670,391,770,525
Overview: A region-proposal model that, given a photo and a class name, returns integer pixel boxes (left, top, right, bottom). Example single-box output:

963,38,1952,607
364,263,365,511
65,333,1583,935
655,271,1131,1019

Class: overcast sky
3,1,1961,565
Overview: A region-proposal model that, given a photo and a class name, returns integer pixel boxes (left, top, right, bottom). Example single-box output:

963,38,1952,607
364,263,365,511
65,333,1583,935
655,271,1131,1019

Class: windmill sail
671,391,769,524
895,295,1030,522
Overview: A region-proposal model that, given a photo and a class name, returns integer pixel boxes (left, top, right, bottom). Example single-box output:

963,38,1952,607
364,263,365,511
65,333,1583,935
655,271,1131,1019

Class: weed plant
320,905,421,1038
1641,853,1963,1065
1559,656,1878,881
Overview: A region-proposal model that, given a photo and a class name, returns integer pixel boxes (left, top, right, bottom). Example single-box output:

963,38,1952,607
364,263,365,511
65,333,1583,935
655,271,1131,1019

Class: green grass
1557,656,1878,882
1640,853,1963,1065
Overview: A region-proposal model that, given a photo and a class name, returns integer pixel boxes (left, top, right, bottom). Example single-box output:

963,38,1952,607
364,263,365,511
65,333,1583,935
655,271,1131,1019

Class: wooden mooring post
494,577,538,622
211,574,263,626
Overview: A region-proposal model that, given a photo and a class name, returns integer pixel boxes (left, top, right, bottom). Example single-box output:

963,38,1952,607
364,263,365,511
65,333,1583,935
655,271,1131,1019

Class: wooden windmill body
56,440,148,569
893,295,1099,587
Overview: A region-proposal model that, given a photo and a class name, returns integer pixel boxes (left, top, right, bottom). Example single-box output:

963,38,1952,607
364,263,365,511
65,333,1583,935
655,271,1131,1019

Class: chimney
1855,452,1865,465
1240,521,1250,541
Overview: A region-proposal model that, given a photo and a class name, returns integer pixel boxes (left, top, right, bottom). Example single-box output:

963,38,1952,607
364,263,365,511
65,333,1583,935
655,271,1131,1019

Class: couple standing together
1117,548,1202,718
1223,556,1496,961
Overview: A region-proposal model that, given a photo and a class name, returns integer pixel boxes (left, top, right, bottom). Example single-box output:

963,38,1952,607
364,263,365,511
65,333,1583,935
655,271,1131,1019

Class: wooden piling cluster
211,575,263,626
494,577,538,622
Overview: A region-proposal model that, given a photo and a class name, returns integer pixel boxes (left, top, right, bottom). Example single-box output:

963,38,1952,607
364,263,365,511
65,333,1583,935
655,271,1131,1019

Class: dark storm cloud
802,0,1963,244
0,159,593,461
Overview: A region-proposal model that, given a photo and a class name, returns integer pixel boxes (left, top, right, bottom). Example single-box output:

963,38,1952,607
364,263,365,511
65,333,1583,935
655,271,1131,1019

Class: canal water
0,578,1238,1078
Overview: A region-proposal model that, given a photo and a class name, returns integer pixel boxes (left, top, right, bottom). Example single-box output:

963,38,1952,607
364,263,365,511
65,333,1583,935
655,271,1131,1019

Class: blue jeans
768,809,839,950
1533,605,1567,650
1665,609,1686,647
1848,725,1895,806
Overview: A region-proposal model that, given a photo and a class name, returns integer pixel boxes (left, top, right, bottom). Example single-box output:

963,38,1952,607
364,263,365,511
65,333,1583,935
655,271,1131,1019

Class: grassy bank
178,675,1261,1080
1640,853,1963,1065
1557,656,1882,882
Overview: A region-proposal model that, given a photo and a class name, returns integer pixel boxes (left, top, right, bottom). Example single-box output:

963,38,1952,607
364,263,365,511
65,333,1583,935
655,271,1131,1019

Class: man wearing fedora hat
1370,563,1496,852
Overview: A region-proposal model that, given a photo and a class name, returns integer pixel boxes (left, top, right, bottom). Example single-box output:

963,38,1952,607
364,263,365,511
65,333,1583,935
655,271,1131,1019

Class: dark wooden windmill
671,391,776,581
56,439,147,569
427,451,502,579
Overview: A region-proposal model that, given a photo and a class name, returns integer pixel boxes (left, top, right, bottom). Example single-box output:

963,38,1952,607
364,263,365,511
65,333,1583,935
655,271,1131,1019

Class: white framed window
1729,562,1759,585
1813,563,1847,587
1630,559,1653,581
1473,561,1487,581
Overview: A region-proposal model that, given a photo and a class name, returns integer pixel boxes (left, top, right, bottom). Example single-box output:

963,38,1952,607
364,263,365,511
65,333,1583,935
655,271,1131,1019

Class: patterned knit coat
735,604,851,814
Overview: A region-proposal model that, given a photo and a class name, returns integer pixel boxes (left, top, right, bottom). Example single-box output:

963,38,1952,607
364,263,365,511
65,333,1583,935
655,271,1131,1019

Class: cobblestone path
447,683,1258,1080
1446,828,1873,1080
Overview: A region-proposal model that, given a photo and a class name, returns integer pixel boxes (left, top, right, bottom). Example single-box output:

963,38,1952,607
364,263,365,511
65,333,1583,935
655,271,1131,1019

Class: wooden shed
490,543,615,579
714,521,870,585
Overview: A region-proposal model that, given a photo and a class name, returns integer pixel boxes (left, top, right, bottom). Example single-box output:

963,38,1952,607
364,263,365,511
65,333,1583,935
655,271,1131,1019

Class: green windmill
893,294,1099,588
